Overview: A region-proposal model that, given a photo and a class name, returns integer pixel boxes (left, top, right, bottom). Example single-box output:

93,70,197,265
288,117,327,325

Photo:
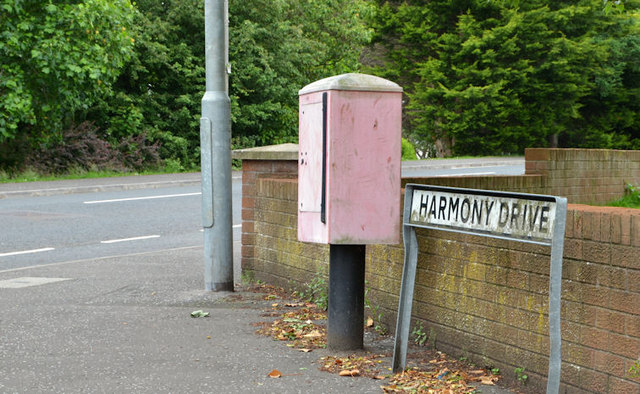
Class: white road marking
431,172,496,177
0,277,71,289
101,235,161,244
0,246,200,274
0,248,55,258
84,192,201,204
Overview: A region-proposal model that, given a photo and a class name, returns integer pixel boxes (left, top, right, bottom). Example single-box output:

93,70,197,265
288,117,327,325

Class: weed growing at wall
364,283,388,335
630,359,640,379
609,183,640,208
514,367,528,385
411,321,428,346
296,273,328,311
240,270,255,286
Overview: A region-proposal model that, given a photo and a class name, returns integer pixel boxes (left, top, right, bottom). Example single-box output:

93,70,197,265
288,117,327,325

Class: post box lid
299,73,403,95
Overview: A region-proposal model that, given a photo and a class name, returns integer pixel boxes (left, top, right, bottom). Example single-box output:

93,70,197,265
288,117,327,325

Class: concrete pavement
0,246,518,393
0,247,388,393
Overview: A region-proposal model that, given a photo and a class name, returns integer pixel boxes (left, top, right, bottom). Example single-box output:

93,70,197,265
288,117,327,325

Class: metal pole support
328,244,366,350
202,0,233,291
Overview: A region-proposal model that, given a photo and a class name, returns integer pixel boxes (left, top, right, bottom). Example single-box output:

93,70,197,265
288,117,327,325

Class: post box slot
321,92,327,224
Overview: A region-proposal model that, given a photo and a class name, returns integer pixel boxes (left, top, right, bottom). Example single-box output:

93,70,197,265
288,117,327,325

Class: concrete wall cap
232,143,299,161
299,73,403,95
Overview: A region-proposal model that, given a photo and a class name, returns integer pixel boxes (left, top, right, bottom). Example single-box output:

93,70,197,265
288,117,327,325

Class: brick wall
367,204,640,393
403,148,640,206
252,176,328,287
238,147,640,392
526,149,640,205
239,159,297,274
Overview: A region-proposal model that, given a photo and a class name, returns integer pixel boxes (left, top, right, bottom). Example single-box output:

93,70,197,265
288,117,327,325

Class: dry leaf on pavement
303,330,323,338
339,369,360,377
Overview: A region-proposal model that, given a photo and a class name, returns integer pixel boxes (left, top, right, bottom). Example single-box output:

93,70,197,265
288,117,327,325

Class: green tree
367,0,640,157
0,0,135,145
229,0,372,147
227,0,373,150
88,0,205,169
90,0,372,170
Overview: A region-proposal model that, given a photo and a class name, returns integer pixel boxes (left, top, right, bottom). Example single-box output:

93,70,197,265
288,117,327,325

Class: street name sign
409,187,557,244
393,184,567,394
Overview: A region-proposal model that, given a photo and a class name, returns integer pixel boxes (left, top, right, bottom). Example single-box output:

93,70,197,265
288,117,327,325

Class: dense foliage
3,0,640,173
368,0,640,157
0,0,135,169
0,0,371,173
229,0,372,150
87,0,207,171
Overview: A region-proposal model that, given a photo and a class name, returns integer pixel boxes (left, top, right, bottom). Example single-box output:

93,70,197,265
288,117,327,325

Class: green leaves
2,0,372,171
0,0,135,145
368,0,640,156
229,0,372,148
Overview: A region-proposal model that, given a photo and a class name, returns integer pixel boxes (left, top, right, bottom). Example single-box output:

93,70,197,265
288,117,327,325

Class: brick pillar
232,144,298,274
525,148,640,204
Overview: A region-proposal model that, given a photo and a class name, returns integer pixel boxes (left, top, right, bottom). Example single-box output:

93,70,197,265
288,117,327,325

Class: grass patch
609,183,640,209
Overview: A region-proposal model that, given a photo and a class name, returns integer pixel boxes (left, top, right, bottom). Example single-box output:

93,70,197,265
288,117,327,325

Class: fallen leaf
374,375,386,380
339,369,360,377
190,310,210,318
366,317,374,327
285,302,305,307
299,348,312,353
268,369,282,378
272,303,279,307
479,375,497,385
303,330,322,338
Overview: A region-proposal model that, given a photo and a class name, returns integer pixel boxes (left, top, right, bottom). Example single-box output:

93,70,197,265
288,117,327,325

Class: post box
298,73,402,244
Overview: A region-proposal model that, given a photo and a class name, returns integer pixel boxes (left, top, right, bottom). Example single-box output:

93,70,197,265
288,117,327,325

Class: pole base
206,281,234,292
328,244,365,351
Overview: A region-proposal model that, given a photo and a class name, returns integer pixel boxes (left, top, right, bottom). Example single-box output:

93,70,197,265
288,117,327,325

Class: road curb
401,158,524,170
0,179,203,199
0,172,248,199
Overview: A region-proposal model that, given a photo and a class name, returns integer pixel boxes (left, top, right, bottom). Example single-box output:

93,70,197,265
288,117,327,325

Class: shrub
401,138,418,161
25,121,160,175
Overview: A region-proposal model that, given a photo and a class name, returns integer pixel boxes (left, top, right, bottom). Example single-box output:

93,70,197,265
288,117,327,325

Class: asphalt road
0,158,523,277
0,175,243,280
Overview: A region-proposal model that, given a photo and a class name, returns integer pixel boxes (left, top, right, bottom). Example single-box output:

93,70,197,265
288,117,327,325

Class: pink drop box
297,73,402,244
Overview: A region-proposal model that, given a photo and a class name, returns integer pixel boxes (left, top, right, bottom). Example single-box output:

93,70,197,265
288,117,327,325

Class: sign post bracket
392,184,567,394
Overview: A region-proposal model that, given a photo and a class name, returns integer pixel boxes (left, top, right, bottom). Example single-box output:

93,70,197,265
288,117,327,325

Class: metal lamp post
201,0,233,291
